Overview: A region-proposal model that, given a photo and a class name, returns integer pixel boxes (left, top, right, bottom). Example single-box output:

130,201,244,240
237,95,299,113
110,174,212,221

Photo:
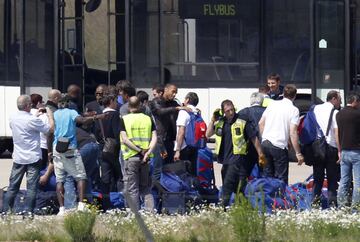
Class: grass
1,204,360,241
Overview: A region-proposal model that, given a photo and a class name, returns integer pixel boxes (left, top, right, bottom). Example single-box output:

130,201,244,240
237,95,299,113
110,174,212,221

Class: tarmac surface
0,151,312,189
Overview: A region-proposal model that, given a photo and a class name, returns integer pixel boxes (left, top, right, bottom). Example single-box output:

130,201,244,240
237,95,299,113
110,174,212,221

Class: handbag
311,108,335,161
103,137,117,154
99,119,117,155
312,136,328,160
55,137,70,153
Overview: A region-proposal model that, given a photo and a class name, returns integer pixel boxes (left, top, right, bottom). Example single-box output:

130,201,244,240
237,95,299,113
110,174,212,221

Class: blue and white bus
1,0,359,154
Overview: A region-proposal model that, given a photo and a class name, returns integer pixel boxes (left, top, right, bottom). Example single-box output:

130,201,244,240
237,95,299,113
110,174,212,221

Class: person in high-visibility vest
206,100,265,207
120,96,157,210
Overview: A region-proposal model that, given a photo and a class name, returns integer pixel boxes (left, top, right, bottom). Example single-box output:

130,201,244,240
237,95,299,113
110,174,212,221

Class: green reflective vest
262,97,272,107
214,118,248,155
121,113,152,160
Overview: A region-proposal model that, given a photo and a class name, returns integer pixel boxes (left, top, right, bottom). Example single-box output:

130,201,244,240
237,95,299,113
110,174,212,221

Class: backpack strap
325,107,336,137
309,105,325,137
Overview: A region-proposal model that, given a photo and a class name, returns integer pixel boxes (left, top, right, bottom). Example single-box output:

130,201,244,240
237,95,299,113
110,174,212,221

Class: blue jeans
80,142,100,200
4,161,40,213
337,150,360,207
151,145,163,181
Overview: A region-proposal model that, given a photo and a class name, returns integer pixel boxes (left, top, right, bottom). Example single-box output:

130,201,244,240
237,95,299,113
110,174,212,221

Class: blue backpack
299,105,322,145
245,178,288,213
160,172,190,192
185,112,207,148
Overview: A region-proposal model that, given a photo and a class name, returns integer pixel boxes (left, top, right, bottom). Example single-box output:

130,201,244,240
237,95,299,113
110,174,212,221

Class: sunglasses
95,92,103,96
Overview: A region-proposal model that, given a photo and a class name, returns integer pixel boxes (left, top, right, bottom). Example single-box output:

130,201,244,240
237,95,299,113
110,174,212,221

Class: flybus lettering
203,4,213,15
203,4,236,16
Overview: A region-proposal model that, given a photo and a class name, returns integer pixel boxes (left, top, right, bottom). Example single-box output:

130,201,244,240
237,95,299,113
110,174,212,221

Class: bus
1,0,359,154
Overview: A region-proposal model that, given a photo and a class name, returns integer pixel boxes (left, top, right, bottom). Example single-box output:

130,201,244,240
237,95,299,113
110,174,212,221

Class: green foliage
15,229,47,241
64,211,96,242
230,194,266,242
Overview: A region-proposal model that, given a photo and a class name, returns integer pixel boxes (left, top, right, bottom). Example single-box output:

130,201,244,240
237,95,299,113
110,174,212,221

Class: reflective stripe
121,113,152,160
214,118,248,155
130,137,151,142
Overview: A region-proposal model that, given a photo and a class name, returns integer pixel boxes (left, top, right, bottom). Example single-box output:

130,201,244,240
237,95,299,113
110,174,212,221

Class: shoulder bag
99,119,117,155
312,108,335,160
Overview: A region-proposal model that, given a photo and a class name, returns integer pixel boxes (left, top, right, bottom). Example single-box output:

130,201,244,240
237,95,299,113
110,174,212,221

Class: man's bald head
128,96,141,113
48,89,61,104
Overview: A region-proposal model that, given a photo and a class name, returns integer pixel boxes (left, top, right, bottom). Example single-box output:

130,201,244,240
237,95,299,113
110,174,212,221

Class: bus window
265,0,311,84
314,0,346,101
161,0,260,87
0,0,4,82
0,0,20,86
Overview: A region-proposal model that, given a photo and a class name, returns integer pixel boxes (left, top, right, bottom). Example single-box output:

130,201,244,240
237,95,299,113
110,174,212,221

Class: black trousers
262,140,289,184
179,146,198,176
222,160,249,207
312,145,340,206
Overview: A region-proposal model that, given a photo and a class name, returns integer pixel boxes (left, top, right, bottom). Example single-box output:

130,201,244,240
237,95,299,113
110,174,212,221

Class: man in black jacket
149,84,191,180
85,84,108,114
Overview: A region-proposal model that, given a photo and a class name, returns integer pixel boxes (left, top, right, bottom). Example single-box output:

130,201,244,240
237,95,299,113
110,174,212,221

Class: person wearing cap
53,94,106,215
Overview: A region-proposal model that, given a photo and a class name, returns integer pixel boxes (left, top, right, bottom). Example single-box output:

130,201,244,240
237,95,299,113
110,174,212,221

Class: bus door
311,0,350,101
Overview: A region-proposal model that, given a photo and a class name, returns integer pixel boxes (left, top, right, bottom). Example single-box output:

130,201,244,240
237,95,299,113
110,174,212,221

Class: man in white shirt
174,92,201,176
312,90,341,206
259,84,304,184
4,95,54,215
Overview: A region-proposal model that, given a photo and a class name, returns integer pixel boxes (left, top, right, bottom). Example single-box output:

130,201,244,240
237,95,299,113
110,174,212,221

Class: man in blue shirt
53,95,105,215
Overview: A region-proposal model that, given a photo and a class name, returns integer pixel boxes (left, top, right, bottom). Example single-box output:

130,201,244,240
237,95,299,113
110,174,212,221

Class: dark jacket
76,127,97,149
85,100,104,114
96,109,120,144
149,97,179,145
268,85,284,100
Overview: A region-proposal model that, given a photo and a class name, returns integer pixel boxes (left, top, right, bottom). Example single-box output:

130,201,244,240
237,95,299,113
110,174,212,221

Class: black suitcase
161,191,185,215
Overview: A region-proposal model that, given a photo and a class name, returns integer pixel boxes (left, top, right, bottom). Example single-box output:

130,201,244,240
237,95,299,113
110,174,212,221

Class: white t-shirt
261,98,300,149
31,108,49,150
174,105,197,151
313,102,338,148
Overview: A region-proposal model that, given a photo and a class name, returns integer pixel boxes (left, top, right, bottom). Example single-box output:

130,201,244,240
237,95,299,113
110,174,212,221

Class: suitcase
161,191,185,215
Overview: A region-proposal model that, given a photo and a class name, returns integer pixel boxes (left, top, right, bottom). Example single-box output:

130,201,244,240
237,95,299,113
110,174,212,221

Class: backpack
160,172,191,193
298,105,320,145
245,178,288,213
185,112,207,148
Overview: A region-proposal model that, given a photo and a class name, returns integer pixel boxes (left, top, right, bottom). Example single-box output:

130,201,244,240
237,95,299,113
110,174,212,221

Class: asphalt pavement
0,151,312,189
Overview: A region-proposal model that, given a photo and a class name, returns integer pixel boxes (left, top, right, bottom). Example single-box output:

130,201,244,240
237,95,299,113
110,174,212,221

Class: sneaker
57,206,65,216
77,202,89,212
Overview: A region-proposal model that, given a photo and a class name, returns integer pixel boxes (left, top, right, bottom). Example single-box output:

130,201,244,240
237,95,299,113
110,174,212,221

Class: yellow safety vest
121,113,152,160
214,118,248,155
262,97,272,107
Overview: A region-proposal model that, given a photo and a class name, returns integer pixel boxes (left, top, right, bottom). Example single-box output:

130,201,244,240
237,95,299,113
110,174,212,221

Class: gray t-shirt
119,102,129,117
